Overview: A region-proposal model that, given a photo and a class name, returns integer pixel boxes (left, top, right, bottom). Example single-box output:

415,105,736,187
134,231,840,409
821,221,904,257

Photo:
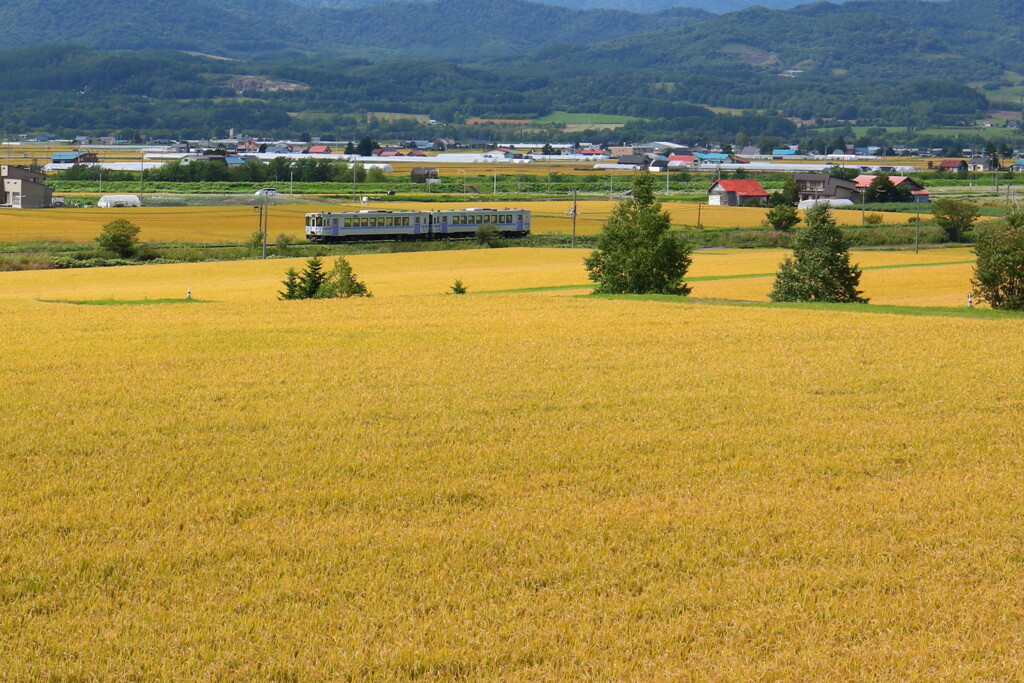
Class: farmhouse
306,144,332,154
707,179,769,207
938,159,968,173
794,173,859,202
968,156,998,172
1,165,53,209
853,175,929,203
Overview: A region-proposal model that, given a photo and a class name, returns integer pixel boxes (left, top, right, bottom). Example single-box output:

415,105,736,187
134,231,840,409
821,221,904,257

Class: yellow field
3,247,1024,679
0,200,915,244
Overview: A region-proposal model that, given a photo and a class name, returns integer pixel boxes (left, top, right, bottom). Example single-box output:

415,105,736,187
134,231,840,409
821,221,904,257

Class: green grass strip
587,294,1024,320
478,260,978,295
40,298,208,306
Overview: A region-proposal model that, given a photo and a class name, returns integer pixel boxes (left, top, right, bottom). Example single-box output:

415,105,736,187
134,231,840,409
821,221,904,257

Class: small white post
186,287,191,300
967,292,973,308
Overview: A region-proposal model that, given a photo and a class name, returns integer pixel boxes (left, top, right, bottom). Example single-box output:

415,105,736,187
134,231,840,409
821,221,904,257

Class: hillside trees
769,203,867,303
584,171,692,295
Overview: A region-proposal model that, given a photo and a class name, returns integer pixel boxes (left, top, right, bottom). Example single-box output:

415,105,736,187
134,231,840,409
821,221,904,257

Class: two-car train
305,208,531,243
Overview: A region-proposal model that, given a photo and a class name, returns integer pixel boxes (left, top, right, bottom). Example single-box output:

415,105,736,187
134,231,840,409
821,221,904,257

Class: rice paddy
4,245,1023,679
0,200,914,244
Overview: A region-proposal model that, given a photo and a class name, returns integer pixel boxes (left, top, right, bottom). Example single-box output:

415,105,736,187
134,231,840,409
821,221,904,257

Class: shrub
475,224,501,247
864,212,885,225
769,203,868,303
450,279,468,294
584,172,692,295
931,198,980,242
280,256,371,299
763,204,799,231
972,209,1024,309
95,219,141,257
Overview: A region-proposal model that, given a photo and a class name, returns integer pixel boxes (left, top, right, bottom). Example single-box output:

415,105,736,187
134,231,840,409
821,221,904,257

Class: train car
305,208,530,243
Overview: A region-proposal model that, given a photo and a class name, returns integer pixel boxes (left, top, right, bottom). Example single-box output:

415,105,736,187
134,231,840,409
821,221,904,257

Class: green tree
583,172,692,295
931,198,980,242
355,136,377,157
449,279,468,294
769,203,867,303
971,209,1024,309
321,256,371,298
767,176,799,207
764,204,799,231
279,267,302,300
279,256,371,299
95,218,141,257
865,174,909,203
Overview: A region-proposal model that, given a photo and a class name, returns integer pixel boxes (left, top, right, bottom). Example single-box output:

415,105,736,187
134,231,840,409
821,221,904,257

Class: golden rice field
0,200,913,243
3,246,1024,679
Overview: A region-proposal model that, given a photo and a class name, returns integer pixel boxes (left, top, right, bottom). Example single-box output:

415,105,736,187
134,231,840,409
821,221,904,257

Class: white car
255,187,279,196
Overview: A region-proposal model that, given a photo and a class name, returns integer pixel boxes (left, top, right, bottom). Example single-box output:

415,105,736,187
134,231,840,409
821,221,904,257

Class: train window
361,217,368,227
344,218,351,227
403,217,409,226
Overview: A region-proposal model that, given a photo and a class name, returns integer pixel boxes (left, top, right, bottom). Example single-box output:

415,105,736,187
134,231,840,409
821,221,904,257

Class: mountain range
290,0,874,14
0,0,1017,142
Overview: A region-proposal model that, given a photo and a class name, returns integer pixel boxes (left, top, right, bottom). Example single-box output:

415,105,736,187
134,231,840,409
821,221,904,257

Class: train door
440,213,448,234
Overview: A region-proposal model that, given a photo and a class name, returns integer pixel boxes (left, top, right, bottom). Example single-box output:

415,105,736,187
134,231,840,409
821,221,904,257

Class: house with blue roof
51,151,98,164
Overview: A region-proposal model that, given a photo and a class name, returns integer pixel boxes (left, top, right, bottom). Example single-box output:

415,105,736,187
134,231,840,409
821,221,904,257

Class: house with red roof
306,144,332,154
853,175,929,203
707,179,770,207
938,159,967,173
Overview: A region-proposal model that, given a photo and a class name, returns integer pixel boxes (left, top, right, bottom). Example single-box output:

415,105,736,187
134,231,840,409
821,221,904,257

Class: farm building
410,167,439,183
968,156,999,172
51,152,99,164
707,179,770,207
1,165,53,209
938,159,968,173
97,194,141,208
853,175,929,203
794,173,859,202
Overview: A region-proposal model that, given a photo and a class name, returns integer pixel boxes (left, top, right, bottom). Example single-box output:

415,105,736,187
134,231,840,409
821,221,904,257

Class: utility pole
139,152,144,206
915,202,920,254
571,188,578,249
697,202,702,229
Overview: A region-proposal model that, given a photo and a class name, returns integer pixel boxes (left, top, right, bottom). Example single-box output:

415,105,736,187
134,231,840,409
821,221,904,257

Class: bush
931,198,980,242
863,212,885,225
584,172,692,295
449,279,468,294
475,224,501,247
763,204,799,231
972,209,1024,309
95,219,141,257
279,256,371,299
769,203,868,303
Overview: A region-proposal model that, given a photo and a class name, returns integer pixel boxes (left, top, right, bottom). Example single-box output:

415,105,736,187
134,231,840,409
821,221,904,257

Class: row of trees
585,172,1024,310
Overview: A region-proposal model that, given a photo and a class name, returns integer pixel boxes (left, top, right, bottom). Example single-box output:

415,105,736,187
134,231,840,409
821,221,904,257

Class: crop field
0,201,916,244
3,246,1024,679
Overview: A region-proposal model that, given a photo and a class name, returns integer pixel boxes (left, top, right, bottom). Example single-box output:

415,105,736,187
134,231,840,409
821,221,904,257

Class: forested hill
294,0,874,14
528,0,1024,80
0,0,711,60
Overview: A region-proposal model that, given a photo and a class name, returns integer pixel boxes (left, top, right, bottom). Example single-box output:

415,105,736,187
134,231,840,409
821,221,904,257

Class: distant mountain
294,0,876,14
0,0,712,60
